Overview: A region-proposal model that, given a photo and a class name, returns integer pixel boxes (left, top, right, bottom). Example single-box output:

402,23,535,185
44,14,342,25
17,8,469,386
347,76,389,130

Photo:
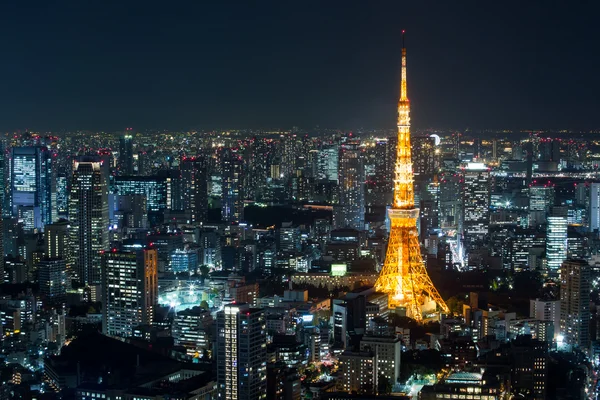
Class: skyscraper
180,156,208,223
69,157,109,285
589,182,600,234
217,303,267,400
118,131,134,175
559,259,590,351
317,145,339,182
546,216,567,276
412,135,437,177
10,146,53,231
336,140,365,230
462,162,491,268
38,258,67,302
102,248,158,337
529,185,555,227
221,148,244,223
45,220,71,275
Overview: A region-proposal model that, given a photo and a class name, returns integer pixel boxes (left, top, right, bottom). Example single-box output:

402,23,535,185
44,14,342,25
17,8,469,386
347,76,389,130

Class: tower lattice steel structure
375,33,449,321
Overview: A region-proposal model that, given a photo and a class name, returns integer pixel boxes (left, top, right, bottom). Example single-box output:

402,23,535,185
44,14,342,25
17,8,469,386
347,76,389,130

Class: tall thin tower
375,32,448,321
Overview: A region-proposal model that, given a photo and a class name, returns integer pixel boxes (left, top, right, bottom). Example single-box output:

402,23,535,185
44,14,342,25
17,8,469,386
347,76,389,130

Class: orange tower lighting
374,32,449,322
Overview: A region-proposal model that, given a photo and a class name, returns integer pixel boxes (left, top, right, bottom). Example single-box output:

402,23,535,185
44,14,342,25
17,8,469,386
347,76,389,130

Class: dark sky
0,1,598,132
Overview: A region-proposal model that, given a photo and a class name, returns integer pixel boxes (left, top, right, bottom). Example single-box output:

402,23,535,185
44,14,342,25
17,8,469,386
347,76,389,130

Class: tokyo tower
375,32,449,322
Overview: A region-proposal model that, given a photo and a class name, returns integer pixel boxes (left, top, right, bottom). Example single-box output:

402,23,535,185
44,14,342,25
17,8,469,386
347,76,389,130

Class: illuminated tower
375,33,448,321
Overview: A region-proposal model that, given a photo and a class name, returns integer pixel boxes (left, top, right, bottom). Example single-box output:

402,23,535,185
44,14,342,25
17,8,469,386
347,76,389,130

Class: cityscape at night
0,1,600,400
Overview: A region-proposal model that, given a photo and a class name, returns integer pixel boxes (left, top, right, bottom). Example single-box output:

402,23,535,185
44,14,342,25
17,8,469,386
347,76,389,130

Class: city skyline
0,1,599,131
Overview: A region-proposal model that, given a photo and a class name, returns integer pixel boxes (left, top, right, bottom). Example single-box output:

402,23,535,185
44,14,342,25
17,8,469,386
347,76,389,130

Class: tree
445,295,466,316
200,300,209,310
377,374,392,395
199,265,210,283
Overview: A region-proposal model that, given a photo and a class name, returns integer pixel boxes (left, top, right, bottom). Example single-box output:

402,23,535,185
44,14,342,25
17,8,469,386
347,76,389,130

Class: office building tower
180,156,208,223
560,259,590,350
55,171,68,219
69,158,109,285
0,217,3,279
216,303,267,400
0,141,6,218
109,194,148,229
339,350,375,394
439,172,462,228
38,258,67,302
248,137,274,200
336,141,365,230
113,176,169,213
538,138,560,162
530,298,560,340
278,222,301,253
102,248,158,337
529,185,554,226
170,247,199,273
118,131,134,175
546,217,567,276
589,183,600,234
462,162,491,266
45,220,71,274
172,306,213,356
510,335,548,399
317,145,339,182
360,334,401,388
221,148,244,223
412,135,437,177
10,146,53,231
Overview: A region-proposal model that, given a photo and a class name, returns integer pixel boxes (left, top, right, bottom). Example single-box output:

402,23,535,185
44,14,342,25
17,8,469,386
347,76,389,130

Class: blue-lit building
10,146,53,231
171,248,199,273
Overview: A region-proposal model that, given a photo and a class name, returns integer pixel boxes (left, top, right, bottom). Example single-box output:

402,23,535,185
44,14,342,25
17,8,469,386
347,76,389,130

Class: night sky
0,1,598,132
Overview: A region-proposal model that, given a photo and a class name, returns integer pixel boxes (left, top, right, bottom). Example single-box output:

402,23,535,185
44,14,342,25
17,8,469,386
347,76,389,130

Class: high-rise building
359,334,401,388
317,145,339,182
530,298,560,341
336,141,365,230
221,148,244,223
462,162,491,267
113,176,169,213
0,217,3,280
102,248,158,337
216,303,267,400
509,335,548,399
339,350,375,394
529,185,554,226
180,156,208,223
589,183,600,234
55,171,68,220
172,306,213,356
412,135,437,177
45,220,71,275
0,141,6,220
170,248,199,273
38,258,67,302
10,146,53,231
247,138,274,200
546,217,567,276
278,222,301,253
118,131,134,175
69,157,109,285
559,259,590,351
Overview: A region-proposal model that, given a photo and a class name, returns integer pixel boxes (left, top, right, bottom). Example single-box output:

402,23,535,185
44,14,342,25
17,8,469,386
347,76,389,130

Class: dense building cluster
0,127,598,399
